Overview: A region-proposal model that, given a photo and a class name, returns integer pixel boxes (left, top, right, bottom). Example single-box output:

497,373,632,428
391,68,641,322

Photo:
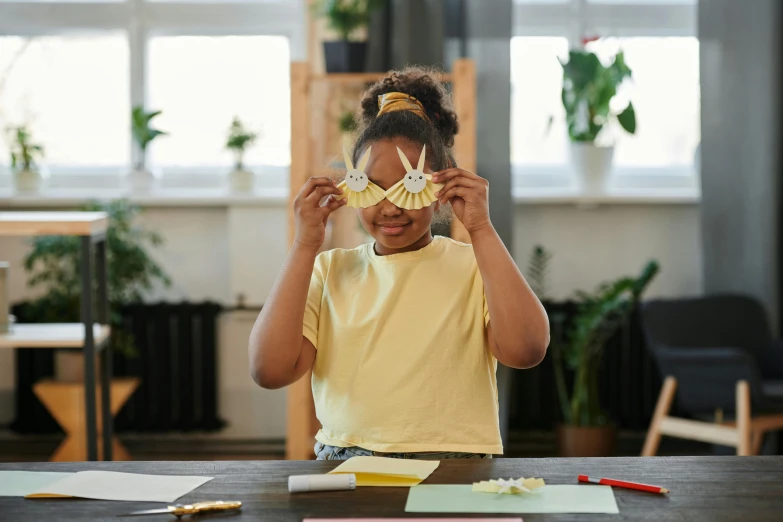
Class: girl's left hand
433,168,491,234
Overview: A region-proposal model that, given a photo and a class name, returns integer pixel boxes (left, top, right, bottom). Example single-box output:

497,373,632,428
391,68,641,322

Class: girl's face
357,138,439,255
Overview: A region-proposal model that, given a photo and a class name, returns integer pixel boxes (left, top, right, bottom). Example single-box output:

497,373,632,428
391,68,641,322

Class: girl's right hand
293,177,347,249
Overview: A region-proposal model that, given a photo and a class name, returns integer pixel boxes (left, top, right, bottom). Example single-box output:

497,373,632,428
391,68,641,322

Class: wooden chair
640,295,783,456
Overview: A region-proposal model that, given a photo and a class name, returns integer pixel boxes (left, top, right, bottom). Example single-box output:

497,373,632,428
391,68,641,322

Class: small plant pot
229,168,255,193
13,167,47,193
323,41,367,73
127,167,160,193
557,424,616,457
570,142,614,194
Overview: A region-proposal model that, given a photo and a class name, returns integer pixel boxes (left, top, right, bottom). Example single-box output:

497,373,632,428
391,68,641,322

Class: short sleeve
483,291,490,326
303,252,328,349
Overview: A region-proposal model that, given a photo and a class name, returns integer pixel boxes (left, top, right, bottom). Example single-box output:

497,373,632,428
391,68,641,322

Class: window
0,34,130,171
512,0,699,188
0,0,301,183
148,35,290,170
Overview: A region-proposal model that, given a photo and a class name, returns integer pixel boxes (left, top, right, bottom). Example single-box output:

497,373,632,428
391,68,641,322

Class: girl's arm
248,177,346,389
470,224,550,368
434,169,549,369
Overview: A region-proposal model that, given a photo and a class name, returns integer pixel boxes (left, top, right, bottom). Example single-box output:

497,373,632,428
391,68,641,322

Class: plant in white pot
559,42,636,193
8,125,46,193
311,0,384,73
129,105,167,192
337,109,357,150
226,116,259,193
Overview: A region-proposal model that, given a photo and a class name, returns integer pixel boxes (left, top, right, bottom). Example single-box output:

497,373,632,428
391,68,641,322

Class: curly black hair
352,66,459,171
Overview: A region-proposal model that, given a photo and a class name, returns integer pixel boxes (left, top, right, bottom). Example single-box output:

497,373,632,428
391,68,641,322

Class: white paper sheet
26,470,213,502
0,471,74,496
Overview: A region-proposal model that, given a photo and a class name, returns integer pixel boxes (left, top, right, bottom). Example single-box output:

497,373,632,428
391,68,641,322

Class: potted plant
226,116,259,192
129,105,167,192
23,200,171,382
552,260,659,457
559,39,636,193
311,0,384,73
338,109,358,150
8,125,46,193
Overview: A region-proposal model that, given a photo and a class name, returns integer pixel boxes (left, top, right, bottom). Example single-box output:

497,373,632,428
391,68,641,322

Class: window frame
511,0,700,194
0,0,303,188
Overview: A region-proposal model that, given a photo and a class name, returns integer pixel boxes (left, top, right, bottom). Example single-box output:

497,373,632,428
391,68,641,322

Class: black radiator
10,301,225,434
508,301,662,432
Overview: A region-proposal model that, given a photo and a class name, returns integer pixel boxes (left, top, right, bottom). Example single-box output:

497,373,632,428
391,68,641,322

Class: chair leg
642,376,677,456
751,430,765,455
736,380,752,456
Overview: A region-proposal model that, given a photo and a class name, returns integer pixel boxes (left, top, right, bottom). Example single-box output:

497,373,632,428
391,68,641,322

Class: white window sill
0,187,290,208
513,186,700,206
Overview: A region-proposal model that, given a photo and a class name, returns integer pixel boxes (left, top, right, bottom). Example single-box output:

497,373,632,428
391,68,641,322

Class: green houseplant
22,200,171,380
8,125,45,192
226,117,259,192
559,40,636,193
130,105,167,191
311,0,385,72
552,260,659,456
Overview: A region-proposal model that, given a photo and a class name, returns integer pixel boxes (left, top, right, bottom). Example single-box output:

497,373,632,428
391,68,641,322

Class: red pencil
578,474,670,494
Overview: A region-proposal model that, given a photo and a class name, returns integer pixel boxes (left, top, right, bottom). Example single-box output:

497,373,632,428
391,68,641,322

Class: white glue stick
288,473,356,493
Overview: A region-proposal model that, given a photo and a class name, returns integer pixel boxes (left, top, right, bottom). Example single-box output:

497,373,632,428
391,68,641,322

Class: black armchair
640,294,783,456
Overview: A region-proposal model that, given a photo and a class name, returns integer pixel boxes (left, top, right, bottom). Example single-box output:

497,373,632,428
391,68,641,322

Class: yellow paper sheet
472,478,546,494
328,456,439,487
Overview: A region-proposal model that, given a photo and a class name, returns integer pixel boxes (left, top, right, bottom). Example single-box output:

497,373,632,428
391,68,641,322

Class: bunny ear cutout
357,146,372,171
336,180,386,208
396,147,414,172
416,145,426,171
343,147,354,170
385,174,444,210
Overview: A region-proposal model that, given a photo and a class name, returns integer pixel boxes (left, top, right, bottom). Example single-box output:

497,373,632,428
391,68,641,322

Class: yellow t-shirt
303,235,503,454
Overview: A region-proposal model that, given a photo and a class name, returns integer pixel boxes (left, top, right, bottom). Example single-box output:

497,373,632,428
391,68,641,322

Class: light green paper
0,471,74,496
405,485,619,514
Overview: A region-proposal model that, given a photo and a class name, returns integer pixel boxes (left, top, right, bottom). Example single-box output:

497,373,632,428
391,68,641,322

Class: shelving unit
0,211,112,461
286,60,477,460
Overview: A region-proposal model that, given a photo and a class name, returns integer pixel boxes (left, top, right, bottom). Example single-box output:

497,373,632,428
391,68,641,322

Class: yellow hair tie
377,92,430,122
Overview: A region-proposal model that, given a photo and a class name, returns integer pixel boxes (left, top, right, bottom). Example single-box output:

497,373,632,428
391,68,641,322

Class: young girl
249,67,549,460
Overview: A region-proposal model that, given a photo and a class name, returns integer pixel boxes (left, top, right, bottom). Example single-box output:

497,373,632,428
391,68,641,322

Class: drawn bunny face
345,169,369,192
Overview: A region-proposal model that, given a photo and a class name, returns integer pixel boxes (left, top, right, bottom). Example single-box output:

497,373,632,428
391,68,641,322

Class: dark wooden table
1,457,782,521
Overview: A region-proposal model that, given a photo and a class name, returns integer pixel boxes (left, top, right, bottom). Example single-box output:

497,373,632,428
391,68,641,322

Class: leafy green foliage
559,47,636,142
311,0,385,41
131,106,167,153
527,245,552,300
552,260,659,426
338,110,358,134
7,125,44,171
225,117,259,170
23,200,171,356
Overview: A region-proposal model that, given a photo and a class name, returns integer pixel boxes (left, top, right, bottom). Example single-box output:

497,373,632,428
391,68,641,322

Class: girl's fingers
435,176,483,198
432,168,482,184
305,185,343,205
301,177,338,199
321,195,348,214
439,186,472,203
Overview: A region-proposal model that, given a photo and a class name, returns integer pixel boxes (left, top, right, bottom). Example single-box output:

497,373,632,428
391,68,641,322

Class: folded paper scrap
473,478,546,495
328,456,439,487
22,470,213,503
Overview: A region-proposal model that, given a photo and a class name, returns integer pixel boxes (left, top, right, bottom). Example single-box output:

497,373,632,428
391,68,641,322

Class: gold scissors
119,500,242,517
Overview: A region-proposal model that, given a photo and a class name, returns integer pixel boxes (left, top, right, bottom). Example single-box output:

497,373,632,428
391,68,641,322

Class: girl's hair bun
359,66,459,148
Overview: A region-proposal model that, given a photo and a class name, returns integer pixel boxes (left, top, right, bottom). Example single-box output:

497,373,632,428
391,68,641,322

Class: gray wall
699,0,782,333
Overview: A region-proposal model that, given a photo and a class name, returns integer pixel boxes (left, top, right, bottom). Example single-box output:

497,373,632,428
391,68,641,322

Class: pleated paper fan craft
385,146,444,210
336,146,385,208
